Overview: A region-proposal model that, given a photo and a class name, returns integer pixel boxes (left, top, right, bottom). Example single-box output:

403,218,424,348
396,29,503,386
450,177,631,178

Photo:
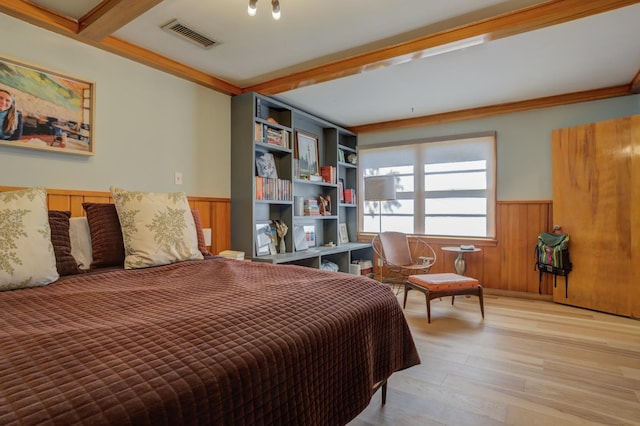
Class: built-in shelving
231,92,370,271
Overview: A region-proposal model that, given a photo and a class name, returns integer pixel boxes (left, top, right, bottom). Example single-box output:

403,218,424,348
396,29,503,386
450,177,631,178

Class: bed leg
381,380,387,405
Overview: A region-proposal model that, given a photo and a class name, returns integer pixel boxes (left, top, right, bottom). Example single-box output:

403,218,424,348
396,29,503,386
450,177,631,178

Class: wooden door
551,114,639,317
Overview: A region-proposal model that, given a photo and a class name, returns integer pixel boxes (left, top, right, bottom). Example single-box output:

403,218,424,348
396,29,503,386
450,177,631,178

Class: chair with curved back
372,231,436,287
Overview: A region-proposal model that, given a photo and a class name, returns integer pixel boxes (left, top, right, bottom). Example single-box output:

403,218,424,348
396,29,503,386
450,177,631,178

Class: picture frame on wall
294,129,319,177
0,55,94,156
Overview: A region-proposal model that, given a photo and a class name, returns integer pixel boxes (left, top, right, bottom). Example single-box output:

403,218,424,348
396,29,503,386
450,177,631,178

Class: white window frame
358,132,496,239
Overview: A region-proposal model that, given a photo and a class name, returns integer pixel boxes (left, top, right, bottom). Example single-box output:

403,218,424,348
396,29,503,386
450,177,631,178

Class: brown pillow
48,210,81,276
191,209,212,256
82,203,125,269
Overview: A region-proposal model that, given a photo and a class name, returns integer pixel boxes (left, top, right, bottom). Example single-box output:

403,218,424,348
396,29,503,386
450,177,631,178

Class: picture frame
338,179,345,202
0,55,94,156
293,225,309,251
303,225,316,247
339,223,349,244
255,221,277,256
294,129,319,177
255,152,278,178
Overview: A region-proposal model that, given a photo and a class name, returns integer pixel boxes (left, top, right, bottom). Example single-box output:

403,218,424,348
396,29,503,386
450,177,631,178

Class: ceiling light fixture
248,0,257,16
271,0,281,20
247,0,281,20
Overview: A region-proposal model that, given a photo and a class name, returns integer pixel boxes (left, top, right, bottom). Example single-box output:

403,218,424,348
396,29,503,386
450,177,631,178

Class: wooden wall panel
0,186,231,254
361,200,552,295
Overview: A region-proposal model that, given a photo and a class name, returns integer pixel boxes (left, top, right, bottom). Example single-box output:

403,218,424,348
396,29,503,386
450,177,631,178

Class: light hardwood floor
351,290,640,426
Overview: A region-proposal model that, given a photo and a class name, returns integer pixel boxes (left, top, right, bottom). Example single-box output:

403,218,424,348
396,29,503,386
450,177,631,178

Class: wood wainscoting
0,186,231,255
361,200,554,295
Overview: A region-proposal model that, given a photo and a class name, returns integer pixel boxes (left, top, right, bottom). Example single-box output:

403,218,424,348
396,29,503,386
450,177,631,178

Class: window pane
363,200,414,233
425,160,485,173
425,216,487,237
425,172,487,191
426,198,486,215
396,175,414,192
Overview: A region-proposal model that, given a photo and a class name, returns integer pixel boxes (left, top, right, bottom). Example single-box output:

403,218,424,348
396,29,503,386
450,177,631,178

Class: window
359,132,496,238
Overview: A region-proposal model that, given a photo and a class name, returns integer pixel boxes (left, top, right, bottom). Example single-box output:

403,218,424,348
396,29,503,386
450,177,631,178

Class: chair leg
478,286,485,318
402,284,410,308
381,380,387,405
425,292,431,323
451,295,455,305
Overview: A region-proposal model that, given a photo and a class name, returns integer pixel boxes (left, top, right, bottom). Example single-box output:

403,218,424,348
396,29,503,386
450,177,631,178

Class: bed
0,187,420,425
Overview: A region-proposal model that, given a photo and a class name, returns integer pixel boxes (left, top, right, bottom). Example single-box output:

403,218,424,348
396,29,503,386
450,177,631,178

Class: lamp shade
364,175,396,201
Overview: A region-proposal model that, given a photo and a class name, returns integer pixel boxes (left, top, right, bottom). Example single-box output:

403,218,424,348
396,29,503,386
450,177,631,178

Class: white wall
0,14,231,197
359,94,640,200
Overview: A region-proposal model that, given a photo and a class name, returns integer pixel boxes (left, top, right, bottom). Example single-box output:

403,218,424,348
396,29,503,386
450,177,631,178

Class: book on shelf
303,199,320,216
338,149,345,163
255,122,264,143
344,188,356,204
255,152,278,179
320,166,336,184
255,176,291,201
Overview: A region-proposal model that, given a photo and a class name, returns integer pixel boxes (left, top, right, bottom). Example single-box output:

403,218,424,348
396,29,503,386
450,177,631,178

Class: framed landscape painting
294,129,319,177
0,55,94,156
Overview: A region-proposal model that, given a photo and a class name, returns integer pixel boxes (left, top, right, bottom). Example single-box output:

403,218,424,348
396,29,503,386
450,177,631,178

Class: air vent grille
161,19,219,49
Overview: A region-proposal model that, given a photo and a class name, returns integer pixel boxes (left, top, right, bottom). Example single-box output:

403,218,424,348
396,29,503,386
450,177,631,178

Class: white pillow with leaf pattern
0,187,59,291
110,187,203,269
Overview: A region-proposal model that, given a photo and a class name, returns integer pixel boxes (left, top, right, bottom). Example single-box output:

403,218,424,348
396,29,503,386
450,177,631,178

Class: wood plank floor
350,290,640,426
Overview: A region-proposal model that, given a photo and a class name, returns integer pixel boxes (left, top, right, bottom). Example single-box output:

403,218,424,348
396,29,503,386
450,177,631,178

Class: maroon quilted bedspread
0,258,420,425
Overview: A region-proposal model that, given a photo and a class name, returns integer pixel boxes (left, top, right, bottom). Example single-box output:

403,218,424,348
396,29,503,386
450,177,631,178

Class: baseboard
483,288,553,301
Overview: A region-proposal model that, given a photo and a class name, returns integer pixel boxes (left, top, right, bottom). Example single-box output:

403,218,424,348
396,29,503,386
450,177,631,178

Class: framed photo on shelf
0,55,94,156
255,221,277,256
339,223,349,244
293,225,309,251
338,179,345,202
255,152,278,178
303,225,316,247
294,129,319,176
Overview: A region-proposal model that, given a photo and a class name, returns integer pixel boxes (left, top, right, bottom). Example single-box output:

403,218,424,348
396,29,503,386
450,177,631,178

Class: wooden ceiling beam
0,0,78,34
99,36,242,95
0,0,241,95
350,85,631,134
246,0,640,95
79,0,163,41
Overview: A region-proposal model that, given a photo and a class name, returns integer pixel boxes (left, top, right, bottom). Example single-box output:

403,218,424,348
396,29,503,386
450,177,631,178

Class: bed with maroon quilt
0,257,420,425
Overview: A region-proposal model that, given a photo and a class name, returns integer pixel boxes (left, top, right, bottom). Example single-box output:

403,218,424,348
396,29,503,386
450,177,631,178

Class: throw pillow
110,187,203,269
82,202,125,269
48,210,81,276
69,216,93,270
0,187,59,291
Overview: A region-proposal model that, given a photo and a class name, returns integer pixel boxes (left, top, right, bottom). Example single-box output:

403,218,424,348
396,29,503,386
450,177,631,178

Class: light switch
174,172,183,185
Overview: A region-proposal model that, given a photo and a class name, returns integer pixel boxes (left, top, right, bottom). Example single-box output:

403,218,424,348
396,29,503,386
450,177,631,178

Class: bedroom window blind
359,132,496,238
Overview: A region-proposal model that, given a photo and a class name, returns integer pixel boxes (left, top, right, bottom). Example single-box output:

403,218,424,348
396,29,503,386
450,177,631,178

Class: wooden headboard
0,186,231,255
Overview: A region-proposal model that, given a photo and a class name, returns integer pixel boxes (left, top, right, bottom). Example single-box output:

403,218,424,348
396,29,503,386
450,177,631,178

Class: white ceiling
22,0,640,128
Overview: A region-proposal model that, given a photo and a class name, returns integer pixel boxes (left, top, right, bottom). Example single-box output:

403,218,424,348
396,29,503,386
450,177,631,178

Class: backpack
535,232,571,296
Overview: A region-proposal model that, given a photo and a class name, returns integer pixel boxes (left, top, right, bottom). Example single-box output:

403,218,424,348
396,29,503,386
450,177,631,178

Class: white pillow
0,187,59,291
69,216,93,270
110,187,203,269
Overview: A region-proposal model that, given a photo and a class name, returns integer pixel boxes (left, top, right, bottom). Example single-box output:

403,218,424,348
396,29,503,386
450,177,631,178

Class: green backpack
536,232,570,270
535,232,572,297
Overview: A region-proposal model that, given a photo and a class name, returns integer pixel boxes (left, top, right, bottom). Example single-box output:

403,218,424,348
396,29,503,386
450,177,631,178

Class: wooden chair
403,273,484,323
372,232,436,287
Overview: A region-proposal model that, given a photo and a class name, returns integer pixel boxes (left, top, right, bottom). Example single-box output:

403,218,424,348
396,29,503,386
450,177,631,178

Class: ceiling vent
161,19,220,49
